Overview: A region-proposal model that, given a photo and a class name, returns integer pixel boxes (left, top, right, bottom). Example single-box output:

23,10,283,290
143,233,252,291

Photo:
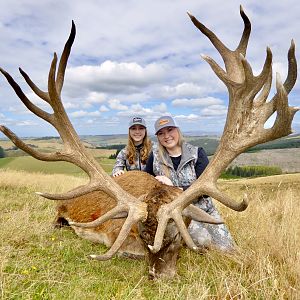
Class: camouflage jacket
152,142,234,251
152,142,198,187
112,145,147,175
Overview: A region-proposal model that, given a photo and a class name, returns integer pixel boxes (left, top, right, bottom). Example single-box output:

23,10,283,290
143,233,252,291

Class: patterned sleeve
112,148,127,175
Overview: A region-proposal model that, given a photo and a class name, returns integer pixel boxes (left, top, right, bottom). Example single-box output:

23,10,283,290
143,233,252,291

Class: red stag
0,6,298,279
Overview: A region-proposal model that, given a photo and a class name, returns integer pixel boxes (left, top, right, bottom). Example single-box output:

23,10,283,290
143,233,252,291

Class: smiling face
129,125,146,145
157,126,181,154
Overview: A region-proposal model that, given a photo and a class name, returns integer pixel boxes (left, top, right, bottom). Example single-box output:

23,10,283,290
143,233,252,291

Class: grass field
0,170,299,299
0,138,116,159
0,156,115,175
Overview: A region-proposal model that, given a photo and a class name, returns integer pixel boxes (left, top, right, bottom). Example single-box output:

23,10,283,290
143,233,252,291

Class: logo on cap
133,117,142,123
159,119,170,126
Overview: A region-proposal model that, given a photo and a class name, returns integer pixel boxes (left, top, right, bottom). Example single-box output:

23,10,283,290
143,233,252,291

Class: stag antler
0,21,215,260
148,6,299,253
0,21,151,260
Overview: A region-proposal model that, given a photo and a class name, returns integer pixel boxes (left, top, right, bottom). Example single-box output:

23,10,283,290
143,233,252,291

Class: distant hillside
1,133,299,159
186,134,300,156
246,134,300,152
230,148,300,173
187,137,220,156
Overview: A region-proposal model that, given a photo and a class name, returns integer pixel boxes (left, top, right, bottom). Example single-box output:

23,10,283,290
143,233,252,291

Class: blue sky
0,0,300,137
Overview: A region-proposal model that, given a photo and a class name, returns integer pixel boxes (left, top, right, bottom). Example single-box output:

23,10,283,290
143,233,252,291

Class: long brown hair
127,129,152,165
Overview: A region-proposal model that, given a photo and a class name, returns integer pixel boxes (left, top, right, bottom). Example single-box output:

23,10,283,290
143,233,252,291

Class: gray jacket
151,142,235,251
152,142,198,187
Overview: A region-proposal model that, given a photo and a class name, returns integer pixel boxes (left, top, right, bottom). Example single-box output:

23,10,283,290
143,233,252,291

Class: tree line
0,146,5,158
223,165,282,178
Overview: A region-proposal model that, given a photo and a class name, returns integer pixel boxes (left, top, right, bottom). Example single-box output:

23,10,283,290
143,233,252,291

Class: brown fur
138,185,185,278
54,171,185,275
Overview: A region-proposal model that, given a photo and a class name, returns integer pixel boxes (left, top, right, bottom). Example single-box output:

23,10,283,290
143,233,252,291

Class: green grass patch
0,157,14,168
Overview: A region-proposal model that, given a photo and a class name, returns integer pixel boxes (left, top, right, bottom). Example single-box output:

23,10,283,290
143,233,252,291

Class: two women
145,115,234,251
112,116,152,177
112,114,234,251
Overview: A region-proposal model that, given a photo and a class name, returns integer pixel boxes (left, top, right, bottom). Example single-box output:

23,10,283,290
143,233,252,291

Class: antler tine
182,204,224,224
17,21,76,104
236,5,251,56
88,207,147,260
283,39,297,94
69,205,127,228
188,8,251,82
0,68,54,125
269,40,297,105
270,73,300,136
187,12,230,59
56,20,76,95
35,181,117,200
19,68,50,103
149,7,298,254
0,125,65,162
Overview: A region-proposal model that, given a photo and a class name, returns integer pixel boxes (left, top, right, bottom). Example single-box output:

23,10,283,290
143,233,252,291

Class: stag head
0,6,298,279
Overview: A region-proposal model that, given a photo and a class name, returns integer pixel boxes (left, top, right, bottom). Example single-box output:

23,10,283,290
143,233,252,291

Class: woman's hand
112,170,125,177
155,175,174,186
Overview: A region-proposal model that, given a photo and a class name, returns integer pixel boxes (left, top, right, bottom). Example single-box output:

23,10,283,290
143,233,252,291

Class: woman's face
157,126,180,151
129,125,146,145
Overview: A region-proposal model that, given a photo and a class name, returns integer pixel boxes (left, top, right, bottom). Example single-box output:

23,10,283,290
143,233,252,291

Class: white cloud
108,99,128,111
0,0,299,136
117,103,159,118
69,110,101,118
175,114,199,121
64,102,80,109
172,97,223,107
99,105,109,112
153,103,167,112
66,60,166,94
201,105,228,116
15,120,39,126
86,92,107,104
160,82,209,99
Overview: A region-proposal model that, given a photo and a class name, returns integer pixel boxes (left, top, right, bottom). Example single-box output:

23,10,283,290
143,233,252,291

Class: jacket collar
161,142,197,172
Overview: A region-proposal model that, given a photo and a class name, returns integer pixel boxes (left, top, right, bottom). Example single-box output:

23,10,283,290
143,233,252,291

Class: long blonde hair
157,127,184,178
127,129,152,165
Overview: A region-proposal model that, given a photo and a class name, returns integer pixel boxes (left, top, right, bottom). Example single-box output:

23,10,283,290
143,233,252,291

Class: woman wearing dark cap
112,116,152,177
146,115,234,251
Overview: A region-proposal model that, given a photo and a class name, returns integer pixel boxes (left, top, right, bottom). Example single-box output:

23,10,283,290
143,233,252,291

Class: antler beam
0,21,148,259
148,6,299,253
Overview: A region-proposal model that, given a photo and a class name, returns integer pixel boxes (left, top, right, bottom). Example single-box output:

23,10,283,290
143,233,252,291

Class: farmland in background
1,134,300,174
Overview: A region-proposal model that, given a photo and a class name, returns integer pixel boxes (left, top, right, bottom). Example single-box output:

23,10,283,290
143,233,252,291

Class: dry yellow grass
0,170,299,299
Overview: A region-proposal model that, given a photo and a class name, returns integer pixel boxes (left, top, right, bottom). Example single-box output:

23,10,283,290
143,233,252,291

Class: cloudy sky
0,0,299,137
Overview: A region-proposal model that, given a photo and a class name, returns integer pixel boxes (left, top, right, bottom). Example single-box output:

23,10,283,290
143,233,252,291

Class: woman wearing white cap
112,116,152,177
145,115,234,251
